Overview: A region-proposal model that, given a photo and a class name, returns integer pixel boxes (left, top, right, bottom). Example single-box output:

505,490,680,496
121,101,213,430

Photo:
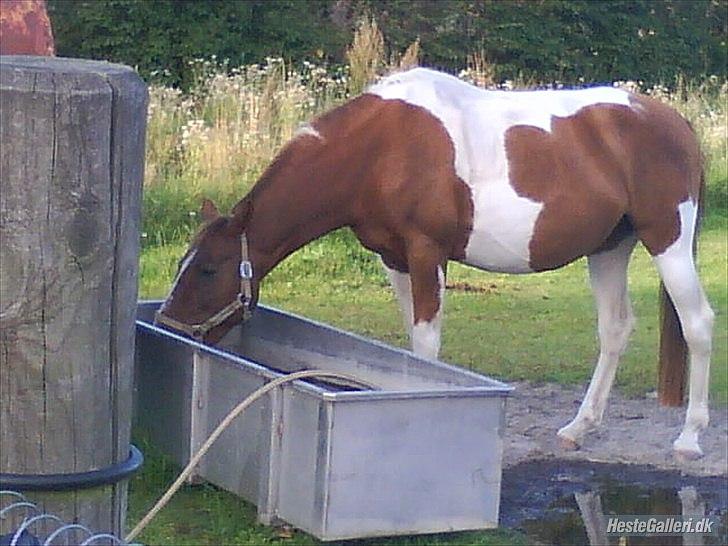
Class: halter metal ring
240,260,253,279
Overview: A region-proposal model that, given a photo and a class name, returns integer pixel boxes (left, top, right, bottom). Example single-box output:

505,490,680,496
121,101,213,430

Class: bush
49,0,726,88
48,0,349,88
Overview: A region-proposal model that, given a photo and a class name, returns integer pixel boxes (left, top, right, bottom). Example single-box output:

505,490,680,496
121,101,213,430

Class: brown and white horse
157,68,713,460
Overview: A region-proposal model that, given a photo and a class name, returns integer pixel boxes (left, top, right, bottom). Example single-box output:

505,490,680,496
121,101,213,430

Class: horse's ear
200,198,220,222
229,199,253,233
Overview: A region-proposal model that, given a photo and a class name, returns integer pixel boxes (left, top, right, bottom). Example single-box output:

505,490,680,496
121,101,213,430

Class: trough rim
137,300,513,402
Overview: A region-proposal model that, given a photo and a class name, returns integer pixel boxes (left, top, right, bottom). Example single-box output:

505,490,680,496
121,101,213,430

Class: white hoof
673,434,704,461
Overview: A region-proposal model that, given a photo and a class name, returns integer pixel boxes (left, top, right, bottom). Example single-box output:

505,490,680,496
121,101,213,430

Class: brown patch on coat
163,217,245,333
297,95,474,271
504,96,702,271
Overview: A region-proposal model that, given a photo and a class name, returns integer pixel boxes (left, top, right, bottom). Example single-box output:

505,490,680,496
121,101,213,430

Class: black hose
0,445,143,491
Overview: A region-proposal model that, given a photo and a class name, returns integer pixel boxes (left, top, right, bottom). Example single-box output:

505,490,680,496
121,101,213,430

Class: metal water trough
134,301,511,541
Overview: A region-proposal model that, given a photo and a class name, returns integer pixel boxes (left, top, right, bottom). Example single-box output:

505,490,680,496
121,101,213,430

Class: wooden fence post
0,56,147,535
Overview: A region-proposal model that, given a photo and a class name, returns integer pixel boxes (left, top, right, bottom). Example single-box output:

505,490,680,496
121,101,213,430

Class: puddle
500,460,727,545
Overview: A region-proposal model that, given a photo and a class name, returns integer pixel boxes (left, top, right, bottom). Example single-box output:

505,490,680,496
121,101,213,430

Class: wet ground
499,381,727,545
500,460,728,545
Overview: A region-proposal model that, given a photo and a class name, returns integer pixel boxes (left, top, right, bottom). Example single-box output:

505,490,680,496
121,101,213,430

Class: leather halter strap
155,234,253,340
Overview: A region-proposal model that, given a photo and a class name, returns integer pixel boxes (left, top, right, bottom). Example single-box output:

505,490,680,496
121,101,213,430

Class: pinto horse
156,68,713,460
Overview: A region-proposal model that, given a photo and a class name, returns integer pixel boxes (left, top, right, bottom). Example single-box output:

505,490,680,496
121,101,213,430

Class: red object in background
0,0,55,55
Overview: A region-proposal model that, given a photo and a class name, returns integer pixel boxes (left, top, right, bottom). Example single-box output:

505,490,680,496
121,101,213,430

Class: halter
154,233,254,341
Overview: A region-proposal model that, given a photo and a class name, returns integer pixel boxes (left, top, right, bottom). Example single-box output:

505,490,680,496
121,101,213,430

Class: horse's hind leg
651,201,714,459
382,260,415,340
558,235,638,448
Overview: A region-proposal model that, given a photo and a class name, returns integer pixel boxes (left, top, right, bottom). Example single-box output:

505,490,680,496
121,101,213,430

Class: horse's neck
243,94,386,277
246,146,355,277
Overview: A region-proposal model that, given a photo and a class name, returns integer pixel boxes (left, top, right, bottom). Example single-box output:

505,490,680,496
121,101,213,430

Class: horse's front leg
405,238,447,360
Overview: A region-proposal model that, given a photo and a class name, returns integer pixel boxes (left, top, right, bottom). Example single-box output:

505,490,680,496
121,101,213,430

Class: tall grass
143,58,350,246
345,17,385,95
670,77,728,217
344,17,421,95
142,19,427,246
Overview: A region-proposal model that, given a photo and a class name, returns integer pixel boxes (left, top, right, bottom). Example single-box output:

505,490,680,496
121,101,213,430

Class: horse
156,68,714,460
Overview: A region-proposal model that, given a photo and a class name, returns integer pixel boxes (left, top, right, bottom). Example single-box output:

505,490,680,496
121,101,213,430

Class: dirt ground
503,381,728,477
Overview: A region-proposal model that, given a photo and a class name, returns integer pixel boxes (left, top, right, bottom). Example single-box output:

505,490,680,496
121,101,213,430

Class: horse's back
369,68,633,131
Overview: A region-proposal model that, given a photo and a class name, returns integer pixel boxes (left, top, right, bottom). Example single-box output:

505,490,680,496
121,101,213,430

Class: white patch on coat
368,68,635,273
655,199,697,259
411,321,440,361
160,248,197,310
557,235,637,445
294,123,323,141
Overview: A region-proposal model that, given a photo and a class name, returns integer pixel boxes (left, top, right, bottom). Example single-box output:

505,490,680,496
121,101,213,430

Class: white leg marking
558,236,637,447
382,260,414,338
411,266,445,360
412,320,441,361
160,249,197,311
653,201,714,458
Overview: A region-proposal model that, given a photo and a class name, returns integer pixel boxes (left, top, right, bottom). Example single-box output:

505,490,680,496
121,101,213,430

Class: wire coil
0,491,138,546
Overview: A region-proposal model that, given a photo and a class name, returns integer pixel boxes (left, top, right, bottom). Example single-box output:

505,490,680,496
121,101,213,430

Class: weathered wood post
0,56,147,535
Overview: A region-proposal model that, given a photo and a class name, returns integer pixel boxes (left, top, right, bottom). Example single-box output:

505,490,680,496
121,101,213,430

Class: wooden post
0,56,147,535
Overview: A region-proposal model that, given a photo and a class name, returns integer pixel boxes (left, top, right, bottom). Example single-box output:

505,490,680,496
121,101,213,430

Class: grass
129,20,727,545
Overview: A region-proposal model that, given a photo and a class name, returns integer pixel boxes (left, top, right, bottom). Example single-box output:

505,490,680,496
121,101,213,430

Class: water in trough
500,460,728,545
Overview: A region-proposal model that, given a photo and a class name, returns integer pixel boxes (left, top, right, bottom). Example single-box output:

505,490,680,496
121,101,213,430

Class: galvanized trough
134,300,512,541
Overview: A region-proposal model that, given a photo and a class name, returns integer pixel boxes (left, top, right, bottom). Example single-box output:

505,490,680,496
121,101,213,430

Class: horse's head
155,198,257,344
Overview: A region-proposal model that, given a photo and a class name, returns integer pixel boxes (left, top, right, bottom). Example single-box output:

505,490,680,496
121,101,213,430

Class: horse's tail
657,163,705,406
